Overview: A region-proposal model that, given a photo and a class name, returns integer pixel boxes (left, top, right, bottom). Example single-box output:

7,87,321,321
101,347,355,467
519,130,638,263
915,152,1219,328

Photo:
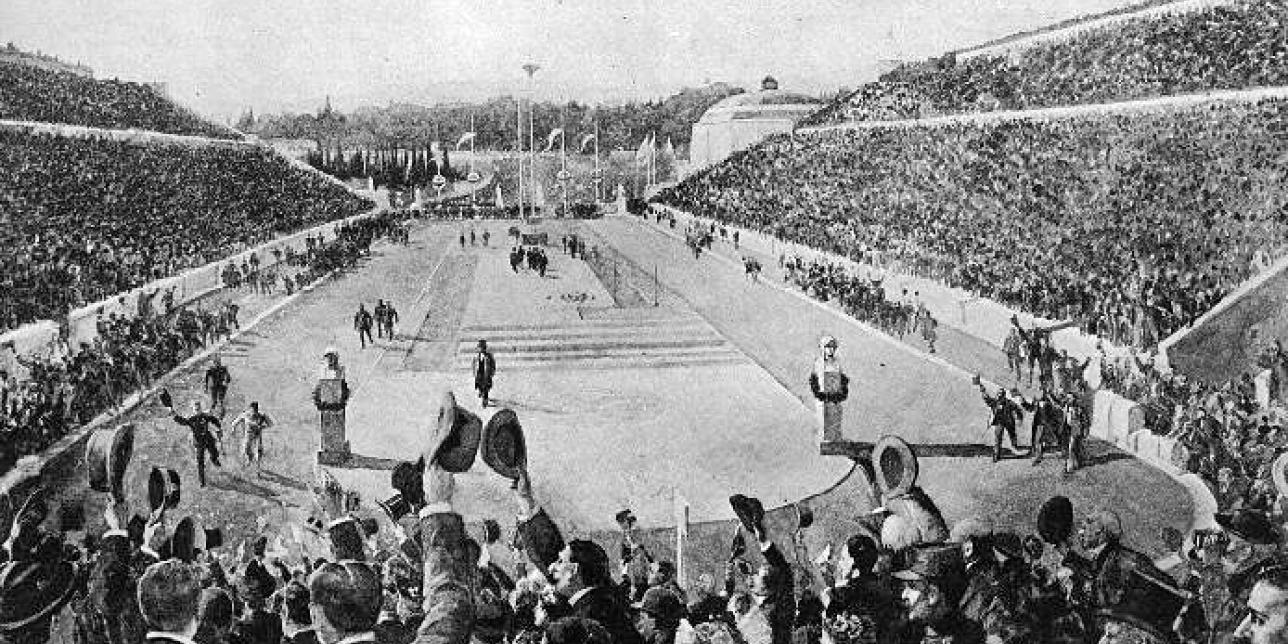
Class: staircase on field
454,307,746,371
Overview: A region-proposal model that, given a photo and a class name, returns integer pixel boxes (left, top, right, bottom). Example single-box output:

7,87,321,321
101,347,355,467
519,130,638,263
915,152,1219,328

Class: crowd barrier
1088,388,1179,474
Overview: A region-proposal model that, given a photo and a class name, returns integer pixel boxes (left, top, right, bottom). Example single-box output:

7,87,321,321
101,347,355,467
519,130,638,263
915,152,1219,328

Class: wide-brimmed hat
0,560,78,632
86,424,135,498
431,391,482,473
872,435,918,497
1216,510,1279,545
481,409,527,479
729,495,764,534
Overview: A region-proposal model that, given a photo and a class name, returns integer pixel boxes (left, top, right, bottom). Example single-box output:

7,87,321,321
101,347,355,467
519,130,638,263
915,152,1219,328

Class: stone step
457,325,720,345
463,314,704,334
454,336,731,356
453,350,748,372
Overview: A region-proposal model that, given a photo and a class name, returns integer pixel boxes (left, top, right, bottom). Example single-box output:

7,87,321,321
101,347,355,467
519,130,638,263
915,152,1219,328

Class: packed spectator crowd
0,61,241,139
0,215,402,475
6,415,1288,644
659,98,1288,349
0,129,374,331
803,0,1288,127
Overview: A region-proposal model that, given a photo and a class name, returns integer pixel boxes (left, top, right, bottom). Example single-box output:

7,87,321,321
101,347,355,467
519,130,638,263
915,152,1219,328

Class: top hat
482,409,527,480
171,517,197,562
872,435,918,497
1037,496,1074,545
86,424,135,498
728,495,764,534
431,392,482,473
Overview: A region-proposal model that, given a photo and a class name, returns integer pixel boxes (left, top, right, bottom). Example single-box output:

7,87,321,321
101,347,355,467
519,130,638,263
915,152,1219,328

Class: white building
688,76,821,171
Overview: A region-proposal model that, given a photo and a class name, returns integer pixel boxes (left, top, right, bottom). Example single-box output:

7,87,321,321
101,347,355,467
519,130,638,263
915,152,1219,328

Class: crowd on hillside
804,0,1288,126
0,215,400,474
0,61,240,139
660,99,1288,349
0,129,374,332
5,426,1288,644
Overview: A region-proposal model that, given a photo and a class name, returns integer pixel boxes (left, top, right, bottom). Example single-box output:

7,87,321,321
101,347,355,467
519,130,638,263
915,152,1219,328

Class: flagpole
592,124,600,203
560,118,568,218
516,97,524,220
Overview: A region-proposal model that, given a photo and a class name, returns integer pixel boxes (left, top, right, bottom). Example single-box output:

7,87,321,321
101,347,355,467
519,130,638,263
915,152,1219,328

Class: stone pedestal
316,378,351,465
818,402,843,443
1256,369,1273,410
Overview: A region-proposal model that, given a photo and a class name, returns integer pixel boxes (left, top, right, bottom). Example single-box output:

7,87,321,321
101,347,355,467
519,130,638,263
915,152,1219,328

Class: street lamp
432,173,447,214
556,168,571,218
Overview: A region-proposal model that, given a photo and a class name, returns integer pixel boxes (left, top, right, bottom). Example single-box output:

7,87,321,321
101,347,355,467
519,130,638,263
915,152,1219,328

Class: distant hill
247,83,745,158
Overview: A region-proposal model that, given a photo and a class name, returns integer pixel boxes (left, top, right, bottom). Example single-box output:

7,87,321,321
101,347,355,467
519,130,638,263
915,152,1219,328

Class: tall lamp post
467,113,481,216
522,63,540,220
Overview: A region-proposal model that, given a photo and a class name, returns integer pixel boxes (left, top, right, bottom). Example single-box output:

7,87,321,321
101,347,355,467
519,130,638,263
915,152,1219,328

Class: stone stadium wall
1161,252,1288,384
0,118,249,149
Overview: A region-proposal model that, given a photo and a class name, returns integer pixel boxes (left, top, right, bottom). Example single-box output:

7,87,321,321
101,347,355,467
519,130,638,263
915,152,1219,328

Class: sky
1,0,1143,121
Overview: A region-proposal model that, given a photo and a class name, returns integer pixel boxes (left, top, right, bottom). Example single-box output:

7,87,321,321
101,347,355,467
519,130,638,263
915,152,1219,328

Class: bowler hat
481,409,527,479
1037,496,1074,545
0,560,78,632
640,587,685,622
391,458,425,504
431,392,482,473
872,435,918,497
1216,510,1279,545
482,519,502,545
728,495,764,534
86,424,134,498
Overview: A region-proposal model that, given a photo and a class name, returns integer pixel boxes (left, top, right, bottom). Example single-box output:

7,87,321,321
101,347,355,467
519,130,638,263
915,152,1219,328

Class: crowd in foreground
659,99,1288,349
0,214,403,475
0,60,241,139
5,421,1288,644
802,0,1288,126
0,129,373,331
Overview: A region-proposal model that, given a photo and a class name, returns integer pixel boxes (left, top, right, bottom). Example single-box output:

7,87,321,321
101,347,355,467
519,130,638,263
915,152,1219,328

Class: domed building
689,76,821,170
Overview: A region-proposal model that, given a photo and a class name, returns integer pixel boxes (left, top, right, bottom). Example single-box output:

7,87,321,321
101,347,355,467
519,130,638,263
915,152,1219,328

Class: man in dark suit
354,305,375,349
976,381,1024,462
203,355,232,419
1078,508,1170,611
170,401,223,487
513,470,643,644
138,559,202,644
746,519,795,644
472,341,496,408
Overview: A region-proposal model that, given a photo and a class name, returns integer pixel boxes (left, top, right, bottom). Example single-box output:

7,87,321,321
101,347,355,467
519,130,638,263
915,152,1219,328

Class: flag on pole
663,137,676,159
579,133,596,154
542,128,564,153
635,134,654,165
456,132,477,150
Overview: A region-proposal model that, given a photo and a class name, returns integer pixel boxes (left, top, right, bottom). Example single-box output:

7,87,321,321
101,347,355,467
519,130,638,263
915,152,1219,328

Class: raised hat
431,391,482,473
147,467,166,513
171,517,196,562
728,495,765,534
1216,510,1279,545
85,424,135,499
1037,496,1074,545
872,435,918,497
481,409,527,479
0,560,78,632
891,543,965,582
